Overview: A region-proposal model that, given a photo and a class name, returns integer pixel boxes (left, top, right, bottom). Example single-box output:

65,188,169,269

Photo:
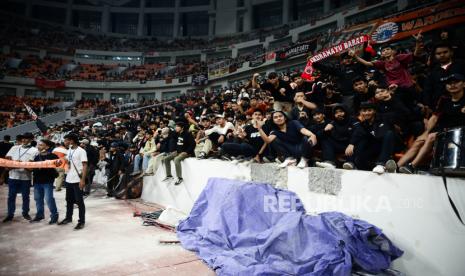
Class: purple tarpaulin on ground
176,178,403,275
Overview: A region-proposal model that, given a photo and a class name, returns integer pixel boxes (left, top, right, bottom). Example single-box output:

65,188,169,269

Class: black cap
41,139,55,148
311,108,325,115
441,73,465,83
332,104,347,114
23,132,34,139
359,101,376,110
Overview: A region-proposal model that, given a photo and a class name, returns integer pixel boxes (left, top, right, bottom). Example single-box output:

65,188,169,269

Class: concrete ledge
142,158,465,276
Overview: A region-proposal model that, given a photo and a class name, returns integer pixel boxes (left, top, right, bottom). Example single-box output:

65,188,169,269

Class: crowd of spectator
18,28,460,186
0,96,60,129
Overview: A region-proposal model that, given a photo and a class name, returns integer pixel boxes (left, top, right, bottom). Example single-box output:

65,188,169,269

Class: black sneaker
174,178,183,185
2,216,13,223
162,175,173,181
399,163,415,174
58,218,72,225
23,214,31,221
74,222,85,230
220,155,232,161
49,216,59,225
30,216,44,223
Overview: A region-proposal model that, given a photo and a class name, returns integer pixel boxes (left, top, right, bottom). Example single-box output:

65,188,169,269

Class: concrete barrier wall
142,158,465,276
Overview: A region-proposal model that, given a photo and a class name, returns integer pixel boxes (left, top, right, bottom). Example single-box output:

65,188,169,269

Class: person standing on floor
3,132,39,222
31,140,59,224
0,135,13,185
105,142,125,197
58,133,87,230
80,139,98,196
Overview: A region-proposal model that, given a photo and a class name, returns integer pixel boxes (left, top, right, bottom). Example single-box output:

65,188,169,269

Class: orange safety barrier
0,158,62,169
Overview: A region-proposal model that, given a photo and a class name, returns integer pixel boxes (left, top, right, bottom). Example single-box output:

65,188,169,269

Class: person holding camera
290,91,316,121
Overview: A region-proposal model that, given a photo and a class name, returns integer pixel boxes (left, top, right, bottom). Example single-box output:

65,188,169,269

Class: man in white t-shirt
58,133,88,230
3,132,39,223
202,114,235,149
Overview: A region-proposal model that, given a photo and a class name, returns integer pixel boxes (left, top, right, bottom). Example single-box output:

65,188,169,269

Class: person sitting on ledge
257,110,317,169
316,104,359,169
399,73,465,174
220,109,265,162
345,102,402,174
162,120,195,185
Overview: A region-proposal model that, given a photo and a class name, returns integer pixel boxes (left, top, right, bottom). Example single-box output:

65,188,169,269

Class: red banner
371,0,465,44
302,35,369,80
34,78,66,90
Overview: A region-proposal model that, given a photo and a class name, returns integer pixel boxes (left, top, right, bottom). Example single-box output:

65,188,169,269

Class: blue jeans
7,178,31,217
34,183,58,219
142,154,151,172
133,154,142,173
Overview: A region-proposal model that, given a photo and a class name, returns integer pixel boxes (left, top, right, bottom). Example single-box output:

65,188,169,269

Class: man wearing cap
105,142,125,197
399,73,465,174
316,104,359,169
3,132,39,222
163,120,195,185
31,140,59,224
59,133,87,230
258,72,294,113
345,102,400,174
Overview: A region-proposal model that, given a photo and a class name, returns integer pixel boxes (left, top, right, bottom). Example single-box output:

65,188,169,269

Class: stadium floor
0,185,213,276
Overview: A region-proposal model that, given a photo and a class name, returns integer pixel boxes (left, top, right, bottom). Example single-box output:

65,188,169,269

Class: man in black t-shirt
290,91,316,121
0,135,13,158
221,110,265,160
0,135,13,185
259,72,294,113
352,77,375,114
400,73,465,174
31,140,59,224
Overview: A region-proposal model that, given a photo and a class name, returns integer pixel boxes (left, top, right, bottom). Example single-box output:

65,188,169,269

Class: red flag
301,60,315,81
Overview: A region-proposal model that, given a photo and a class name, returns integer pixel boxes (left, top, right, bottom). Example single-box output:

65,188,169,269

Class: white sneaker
278,158,297,168
297,158,308,168
231,159,240,164
385,159,397,173
372,165,385,174
315,161,336,169
342,162,354,170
